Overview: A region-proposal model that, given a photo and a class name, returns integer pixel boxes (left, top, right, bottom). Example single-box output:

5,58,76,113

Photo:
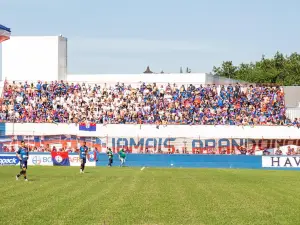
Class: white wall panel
2,36,67,81
67,73,207,84
4,123,300,139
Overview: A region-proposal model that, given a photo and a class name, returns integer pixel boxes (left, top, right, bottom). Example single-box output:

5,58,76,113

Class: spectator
263,148,270,155
275,148,283,155
0,81,287,126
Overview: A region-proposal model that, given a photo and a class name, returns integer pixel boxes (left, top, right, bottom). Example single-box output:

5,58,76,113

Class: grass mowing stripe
0,177,80,224
128,169,194,225
59,176,124,225
0,176,58,201
91,169,144,225
1,167,300,225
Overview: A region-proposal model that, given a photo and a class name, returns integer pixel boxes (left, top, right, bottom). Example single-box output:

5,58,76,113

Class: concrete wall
2,152,300,170
67,73,247,86
2,36,67,81
58,36,68,81
286,108,300,120
283,86,300,108
67,73,208,85
96,154,263,168
97,154,300,170
2,123,300,139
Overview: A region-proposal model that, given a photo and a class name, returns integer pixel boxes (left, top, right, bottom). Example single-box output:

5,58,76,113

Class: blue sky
1,0,300,74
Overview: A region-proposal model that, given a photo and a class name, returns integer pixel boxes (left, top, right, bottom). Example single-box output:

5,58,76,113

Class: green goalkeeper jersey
118,149,126,159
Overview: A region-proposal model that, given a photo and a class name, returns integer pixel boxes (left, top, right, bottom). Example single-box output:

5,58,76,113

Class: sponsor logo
262,156,300,168
0,156,19,165
68,155,95,166
32,156,42,165
69,156,80,163
30,155,52,166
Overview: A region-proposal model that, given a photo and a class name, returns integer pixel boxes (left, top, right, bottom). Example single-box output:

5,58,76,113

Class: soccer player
79,141,88,174
118,148,126,167
16,141,29,181
107,148,113,167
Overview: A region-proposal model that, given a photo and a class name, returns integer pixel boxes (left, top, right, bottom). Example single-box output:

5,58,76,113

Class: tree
180,67,183,73
213,61,237,79
212,52,300,85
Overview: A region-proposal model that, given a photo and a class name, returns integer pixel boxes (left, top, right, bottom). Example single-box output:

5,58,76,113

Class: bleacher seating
0,80,295,126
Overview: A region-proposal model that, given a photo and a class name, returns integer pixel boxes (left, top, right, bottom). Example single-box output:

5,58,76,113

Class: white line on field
141,167,145,171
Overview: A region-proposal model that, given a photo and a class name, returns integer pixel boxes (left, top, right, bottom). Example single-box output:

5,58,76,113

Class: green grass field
0,167,300,225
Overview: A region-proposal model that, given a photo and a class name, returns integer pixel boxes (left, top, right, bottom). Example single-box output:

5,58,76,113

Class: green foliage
212,52,300,85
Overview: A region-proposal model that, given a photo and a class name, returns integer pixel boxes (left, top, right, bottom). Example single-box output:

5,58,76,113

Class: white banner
27,153,96,166
69,154,96,167
28,154,53,166
262,156,300,168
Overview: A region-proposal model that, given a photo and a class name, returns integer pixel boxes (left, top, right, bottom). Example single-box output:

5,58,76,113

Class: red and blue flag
79,122,96,131
0,24,11,43
51,151,70,166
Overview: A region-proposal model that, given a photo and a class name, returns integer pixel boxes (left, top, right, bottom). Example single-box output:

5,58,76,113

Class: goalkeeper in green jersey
118,148,126,167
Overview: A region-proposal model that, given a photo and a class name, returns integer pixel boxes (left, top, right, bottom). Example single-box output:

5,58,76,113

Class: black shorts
20,161,28,169
81,158,86,164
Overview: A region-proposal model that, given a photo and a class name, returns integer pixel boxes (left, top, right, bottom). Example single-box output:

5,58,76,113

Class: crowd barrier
2,123,300,139
1,153,300,170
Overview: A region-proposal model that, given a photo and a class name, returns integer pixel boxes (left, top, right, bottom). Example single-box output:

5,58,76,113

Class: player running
107,148,113,167
118,148,126,167
79,141,88,174
16,141,29,181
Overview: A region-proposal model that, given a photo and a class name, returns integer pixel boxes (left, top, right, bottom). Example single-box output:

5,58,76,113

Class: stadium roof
0,24,11,32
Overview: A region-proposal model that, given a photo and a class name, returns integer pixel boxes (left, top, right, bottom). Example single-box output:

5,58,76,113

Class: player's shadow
26,178,37,182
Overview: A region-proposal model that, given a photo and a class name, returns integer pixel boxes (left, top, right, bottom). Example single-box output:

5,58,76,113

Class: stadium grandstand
1,33,300,225
0,36,297,126
2,3,300,224
0,36,299,155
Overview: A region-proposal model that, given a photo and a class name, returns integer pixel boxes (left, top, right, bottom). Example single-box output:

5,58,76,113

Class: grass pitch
0,166,300,225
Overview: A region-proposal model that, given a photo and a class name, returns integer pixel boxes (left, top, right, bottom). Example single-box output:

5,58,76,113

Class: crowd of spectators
0,80,297,126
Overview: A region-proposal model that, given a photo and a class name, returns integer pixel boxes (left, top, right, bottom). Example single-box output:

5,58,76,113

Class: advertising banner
28,154,53,166
28,153,96,166
262,156,300,168
0,154,19,166
68,153,96,167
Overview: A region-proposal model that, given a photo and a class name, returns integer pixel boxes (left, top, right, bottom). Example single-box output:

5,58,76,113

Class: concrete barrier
1,152,300,170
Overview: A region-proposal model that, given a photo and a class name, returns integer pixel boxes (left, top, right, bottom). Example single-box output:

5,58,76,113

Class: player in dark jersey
16,141,29,181
79,141,88,174
107,148,113,167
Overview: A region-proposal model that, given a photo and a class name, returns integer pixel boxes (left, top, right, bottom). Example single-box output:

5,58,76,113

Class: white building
1,36,241,85
2,36,67,81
